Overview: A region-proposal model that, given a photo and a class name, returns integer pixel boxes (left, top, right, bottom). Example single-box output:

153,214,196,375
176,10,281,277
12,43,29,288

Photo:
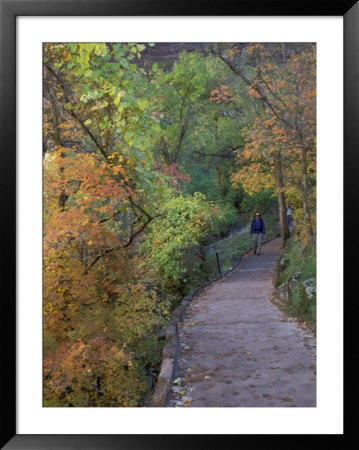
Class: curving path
169,238,316,407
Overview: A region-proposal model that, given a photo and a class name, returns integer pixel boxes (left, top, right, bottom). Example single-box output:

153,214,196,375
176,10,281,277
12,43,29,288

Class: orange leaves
228,45,241,57
43,42,176,407
43,337,147,407
154,162,191,187
246,43,266,55
111,165,123,176
44,150,130,224
230,44,316,242
209,85,235,103
43,145,140,358
247,88,262,99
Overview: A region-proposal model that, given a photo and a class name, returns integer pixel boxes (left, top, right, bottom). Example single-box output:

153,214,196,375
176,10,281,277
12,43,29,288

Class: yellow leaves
113,92,122,107
45,302,54,314
246,45,256,55
232,159,275,195
243,147,256,159
112,166,123,176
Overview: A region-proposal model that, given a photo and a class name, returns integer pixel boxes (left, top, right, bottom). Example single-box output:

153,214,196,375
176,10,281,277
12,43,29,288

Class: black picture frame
1,0,356,448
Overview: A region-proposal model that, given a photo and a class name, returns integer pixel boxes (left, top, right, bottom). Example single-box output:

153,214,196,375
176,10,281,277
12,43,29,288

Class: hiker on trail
286,203,293,227
250,212,265,256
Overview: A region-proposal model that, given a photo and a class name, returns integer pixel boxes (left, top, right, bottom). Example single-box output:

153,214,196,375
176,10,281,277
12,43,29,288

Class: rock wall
274,255,316,306
139,43,205,65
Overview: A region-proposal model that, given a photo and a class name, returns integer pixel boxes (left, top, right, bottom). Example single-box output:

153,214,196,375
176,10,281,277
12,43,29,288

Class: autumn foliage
43,43,221,407
226,43,316,243
43,42,316,407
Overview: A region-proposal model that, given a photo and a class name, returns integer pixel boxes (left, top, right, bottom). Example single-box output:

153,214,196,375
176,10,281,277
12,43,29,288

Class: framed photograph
1,0,355,448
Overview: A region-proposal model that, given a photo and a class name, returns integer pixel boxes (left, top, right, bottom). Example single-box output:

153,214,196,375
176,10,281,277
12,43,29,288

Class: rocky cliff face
139,43,205,65
138,42,308,67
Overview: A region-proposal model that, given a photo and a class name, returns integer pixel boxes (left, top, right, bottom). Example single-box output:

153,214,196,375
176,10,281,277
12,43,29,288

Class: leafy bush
43,278,169,407
142,192,219,290
211,201,239,235
289,283,316,326
279,238,316,285
44,337,147,407
277,237,316,329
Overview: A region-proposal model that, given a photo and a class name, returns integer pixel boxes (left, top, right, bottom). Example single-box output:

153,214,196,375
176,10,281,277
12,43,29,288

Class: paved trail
169,238,316,407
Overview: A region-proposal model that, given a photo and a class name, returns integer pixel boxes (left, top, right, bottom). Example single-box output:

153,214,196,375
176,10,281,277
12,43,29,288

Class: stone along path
169,238,316,407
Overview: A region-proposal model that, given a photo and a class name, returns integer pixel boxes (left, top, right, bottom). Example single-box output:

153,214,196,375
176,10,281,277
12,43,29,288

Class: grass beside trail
202,211,278,275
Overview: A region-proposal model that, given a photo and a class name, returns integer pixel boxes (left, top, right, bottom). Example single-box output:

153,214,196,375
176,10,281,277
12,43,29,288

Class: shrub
141,192,219,290
44,337,147,407
278,237,316,329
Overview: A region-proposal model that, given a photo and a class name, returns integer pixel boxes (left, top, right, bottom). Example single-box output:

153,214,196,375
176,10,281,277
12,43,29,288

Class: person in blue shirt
250,212,265,256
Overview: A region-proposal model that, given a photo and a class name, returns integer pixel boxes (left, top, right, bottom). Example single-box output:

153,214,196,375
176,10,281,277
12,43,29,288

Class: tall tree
211,43,316,245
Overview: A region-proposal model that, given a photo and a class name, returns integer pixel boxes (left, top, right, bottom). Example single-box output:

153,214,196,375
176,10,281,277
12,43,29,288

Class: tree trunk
48,94,68,211
300,146,314,241
273,150,289,247
214,165,222,188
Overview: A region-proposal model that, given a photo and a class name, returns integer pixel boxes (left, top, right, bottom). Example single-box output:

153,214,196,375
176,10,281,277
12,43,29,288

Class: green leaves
141,192,218,288
137,98,149,111
124,131,134,147
43,41,316,409
47,42,161,166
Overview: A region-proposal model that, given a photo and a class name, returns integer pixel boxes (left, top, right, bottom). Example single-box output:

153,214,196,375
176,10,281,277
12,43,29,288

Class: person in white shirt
286,203,293,227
